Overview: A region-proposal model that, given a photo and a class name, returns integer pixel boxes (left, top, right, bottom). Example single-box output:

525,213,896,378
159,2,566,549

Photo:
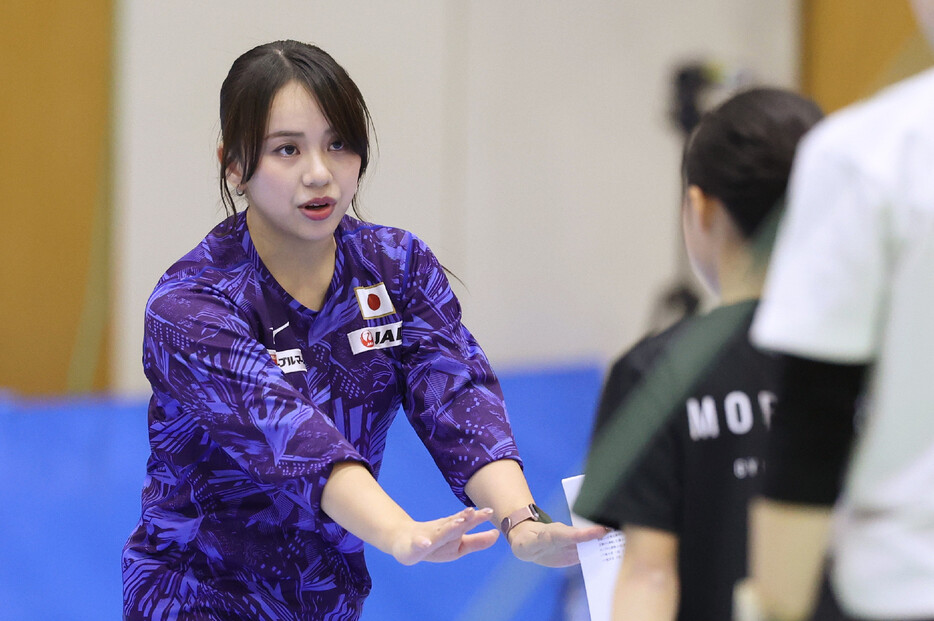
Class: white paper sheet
563,474,624,621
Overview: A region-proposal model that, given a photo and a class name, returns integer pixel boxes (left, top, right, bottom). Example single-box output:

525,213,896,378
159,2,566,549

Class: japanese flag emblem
354,282,396,319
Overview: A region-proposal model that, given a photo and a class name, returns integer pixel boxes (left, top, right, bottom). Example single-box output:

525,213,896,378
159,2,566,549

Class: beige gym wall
2,1,931,395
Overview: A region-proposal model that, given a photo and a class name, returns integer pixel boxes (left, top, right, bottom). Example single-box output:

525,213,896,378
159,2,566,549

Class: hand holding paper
508,518,608,568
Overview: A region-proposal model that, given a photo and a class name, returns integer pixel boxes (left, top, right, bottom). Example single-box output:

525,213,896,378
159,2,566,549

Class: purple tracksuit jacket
122,212,520,620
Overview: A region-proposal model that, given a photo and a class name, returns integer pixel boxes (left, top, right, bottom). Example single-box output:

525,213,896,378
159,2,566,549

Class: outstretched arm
321,461,499,565
464,459,607,567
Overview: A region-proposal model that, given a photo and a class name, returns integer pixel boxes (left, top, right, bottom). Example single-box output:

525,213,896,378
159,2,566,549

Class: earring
235,186,244,197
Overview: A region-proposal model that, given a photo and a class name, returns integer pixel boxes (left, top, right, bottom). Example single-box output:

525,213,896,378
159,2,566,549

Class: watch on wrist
500,503,553,537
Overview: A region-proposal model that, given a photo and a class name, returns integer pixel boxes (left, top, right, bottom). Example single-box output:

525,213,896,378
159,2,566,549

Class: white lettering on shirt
758,390,777,428
724,391,754,435
686,390,775,440
687,396,720,440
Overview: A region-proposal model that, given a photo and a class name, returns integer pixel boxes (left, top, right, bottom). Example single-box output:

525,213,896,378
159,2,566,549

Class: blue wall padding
0,395,150,621
0,364,603,620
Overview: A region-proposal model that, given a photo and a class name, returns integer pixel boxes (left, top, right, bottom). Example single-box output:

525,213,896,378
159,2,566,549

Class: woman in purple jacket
121,40,603,621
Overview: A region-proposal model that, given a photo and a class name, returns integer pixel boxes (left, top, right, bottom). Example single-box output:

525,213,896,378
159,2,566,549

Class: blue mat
0,364,602,620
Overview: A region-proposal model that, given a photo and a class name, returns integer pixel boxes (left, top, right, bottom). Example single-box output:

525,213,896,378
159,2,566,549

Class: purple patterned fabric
122,213,520,620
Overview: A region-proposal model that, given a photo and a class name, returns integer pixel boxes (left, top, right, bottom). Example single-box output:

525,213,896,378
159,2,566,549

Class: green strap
574,301,757,518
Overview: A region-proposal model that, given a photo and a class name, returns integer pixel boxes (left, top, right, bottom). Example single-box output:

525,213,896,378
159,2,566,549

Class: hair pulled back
218,40,373,218
682,88,823,237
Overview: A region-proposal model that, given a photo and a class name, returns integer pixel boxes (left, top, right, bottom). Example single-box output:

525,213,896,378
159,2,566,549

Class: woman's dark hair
218,40,373,218
682,87,823,237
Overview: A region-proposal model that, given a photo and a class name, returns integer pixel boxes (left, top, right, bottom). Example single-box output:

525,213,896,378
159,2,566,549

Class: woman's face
240,80,362,252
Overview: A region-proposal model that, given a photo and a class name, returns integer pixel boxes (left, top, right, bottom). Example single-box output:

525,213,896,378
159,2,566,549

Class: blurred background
1,0,931,619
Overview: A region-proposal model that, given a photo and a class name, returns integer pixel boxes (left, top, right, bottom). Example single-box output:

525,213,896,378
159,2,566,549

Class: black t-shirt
581,300,779,621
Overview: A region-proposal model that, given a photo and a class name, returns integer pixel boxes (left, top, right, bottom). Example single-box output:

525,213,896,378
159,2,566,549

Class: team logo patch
354,282,396,319
348,321,403,355
267,348,307,374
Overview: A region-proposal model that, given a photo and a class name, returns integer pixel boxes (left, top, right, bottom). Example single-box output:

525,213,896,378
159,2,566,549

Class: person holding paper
575,88,822,621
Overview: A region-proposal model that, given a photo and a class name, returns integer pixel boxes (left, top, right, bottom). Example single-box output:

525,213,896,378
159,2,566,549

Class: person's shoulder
801,68,934,174
337,215,416,251
614,302,757,373
611,314,697,377
336,215,441,276
149,216,251,307
855,66,934,124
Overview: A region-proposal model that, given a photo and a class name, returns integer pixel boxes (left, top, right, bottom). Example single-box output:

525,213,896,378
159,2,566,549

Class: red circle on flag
367,293,381,311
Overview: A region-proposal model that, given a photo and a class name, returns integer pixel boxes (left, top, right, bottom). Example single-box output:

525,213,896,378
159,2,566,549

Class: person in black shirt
574,88,822,621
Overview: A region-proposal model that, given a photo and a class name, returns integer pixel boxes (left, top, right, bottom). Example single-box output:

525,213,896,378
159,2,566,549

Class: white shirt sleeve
751,129,891,363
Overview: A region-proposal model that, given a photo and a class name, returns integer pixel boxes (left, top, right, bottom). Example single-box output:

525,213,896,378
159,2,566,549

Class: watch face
530,503,553,524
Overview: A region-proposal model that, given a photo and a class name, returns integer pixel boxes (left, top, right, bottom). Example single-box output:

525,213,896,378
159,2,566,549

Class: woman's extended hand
507,520,609,567
391,507,499,565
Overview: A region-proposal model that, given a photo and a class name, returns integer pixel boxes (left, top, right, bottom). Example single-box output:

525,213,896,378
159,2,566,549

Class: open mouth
300,200,332,211
299,198,335,221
